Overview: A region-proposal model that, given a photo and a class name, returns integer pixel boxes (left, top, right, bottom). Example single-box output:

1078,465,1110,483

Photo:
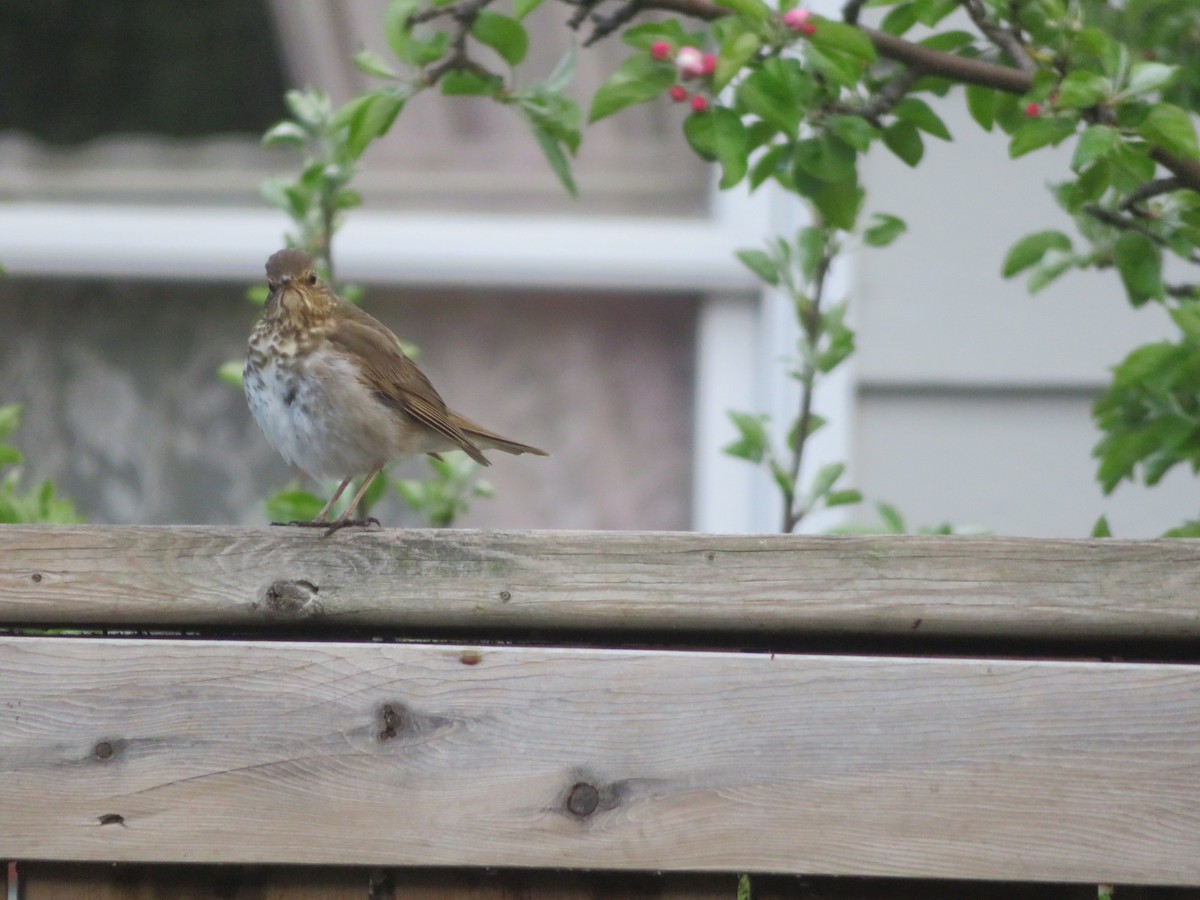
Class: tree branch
960,0,1036,76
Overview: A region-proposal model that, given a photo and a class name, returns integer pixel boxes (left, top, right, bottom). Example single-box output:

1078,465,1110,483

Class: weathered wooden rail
1,526,1198,898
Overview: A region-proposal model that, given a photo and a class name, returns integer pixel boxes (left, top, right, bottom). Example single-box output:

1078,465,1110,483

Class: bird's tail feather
450,413,550,459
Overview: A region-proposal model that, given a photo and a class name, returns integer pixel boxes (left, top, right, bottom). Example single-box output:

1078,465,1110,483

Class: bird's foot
321,517,382,537
269,517,381,536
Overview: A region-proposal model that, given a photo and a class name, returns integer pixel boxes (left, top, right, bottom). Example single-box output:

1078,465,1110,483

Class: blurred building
0,0,1197,535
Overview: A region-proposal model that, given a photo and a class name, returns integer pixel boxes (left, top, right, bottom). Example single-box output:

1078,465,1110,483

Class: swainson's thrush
244,248,548,532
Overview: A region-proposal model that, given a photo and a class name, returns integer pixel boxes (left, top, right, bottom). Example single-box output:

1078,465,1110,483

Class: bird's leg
322,465,384,536
315,477,354,522
271,477,352,528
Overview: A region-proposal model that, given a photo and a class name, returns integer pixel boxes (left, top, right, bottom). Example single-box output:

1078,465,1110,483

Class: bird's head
264,248,335,324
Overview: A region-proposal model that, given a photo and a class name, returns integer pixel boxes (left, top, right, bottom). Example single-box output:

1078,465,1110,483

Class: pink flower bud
1024,102,1041,117
691,95,709,113
783,8,815,35
701,53,717,75
675,46,705,79
668,85,688,103
650,41,673,61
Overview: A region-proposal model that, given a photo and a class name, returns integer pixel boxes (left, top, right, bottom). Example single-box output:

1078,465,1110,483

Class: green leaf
793,135,856,183
875,501,906,533
526,119,577,196
965,84,995,131
825,488,863,507
284,88,327,127
863,212,906,247
1071,124,1120,171
714,29,763,93
714,0,770,21
795,171,862,230
1164,521,1200,538
684,108,749,189
882,121,924,166
264,488,325,523
621,20,696,51
1054,70,1110,109
804,47,861,88
1123,62,1177,98
542,48,577,93
471,12,528,66
217,360,245,388
893,97,951,140
736,249,779,285
795,226,826,282
808,462,845,503
261,121,308,148
1001,230,1073,277
917,30,974,52
736,67,803,137
589,54,676,122
879,3,917,36
807,18,876,62
441,69,502,96
354,48,400,80
513,0,544,20
342,90,405,159
912,0,957,26
749,143,791,189
0,445,21,467
1137,103,1200,160
1026,250,1076,293
724,411,771,463
1091,515,1112,538
384,0,421,60
1113,230,1164,305
826,115,876,152
0,405,22,442
1009,116,1076,158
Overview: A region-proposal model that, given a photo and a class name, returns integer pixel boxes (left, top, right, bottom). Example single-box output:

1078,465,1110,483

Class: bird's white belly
244,353,394,480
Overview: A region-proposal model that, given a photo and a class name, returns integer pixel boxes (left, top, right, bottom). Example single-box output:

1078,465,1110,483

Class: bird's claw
321,516,382,537
269,517,382,537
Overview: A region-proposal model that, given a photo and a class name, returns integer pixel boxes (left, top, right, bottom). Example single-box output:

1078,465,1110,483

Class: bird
244,248,548,533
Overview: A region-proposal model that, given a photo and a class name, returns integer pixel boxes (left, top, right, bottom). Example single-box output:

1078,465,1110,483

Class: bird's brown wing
326,303,490,466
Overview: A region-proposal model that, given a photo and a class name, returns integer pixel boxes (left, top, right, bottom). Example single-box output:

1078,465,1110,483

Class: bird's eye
308,273,317,286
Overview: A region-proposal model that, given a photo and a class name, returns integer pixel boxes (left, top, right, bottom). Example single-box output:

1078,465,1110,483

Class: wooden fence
1,526,1198,899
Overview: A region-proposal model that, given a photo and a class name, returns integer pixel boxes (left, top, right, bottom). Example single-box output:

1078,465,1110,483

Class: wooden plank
1,637,1197,884
2,526,1200,639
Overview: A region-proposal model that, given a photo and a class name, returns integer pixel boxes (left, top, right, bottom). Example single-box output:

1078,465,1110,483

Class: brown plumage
244,248,547,531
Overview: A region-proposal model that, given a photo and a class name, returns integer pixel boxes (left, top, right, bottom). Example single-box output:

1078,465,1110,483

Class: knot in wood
378,703,405,741
566,782,601,818
262,579,322,617
93,741,115,761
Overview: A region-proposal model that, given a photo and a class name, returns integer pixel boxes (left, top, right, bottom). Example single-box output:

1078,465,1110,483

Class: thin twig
960,0,1035,76
783,236,835,534
1085,204,1200,264
1120,177,1184,211
585,1,648,46
566,0,606,31
842,0,868,26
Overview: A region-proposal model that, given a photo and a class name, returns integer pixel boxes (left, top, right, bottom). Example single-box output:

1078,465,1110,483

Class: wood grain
1,636,1197,884
2,526,1200,639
